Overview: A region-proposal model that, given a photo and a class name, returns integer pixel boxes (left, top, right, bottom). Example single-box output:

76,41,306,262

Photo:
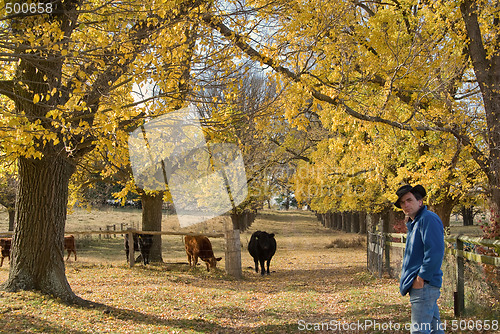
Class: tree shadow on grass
0,312,89,334
73,297,234,333
344,302,410,332
184,265,375,294
75,297,332,334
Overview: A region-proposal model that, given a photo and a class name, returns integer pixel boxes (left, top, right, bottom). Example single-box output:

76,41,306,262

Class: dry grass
0,209,496,333
325,236,366,249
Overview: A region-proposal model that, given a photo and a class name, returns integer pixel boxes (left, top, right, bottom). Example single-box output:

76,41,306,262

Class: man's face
399,192,423,219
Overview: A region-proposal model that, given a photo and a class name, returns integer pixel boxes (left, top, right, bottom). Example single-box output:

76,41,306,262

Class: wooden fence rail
369,232,500,317
0,230,226,268
0,229,243,277
1,230,225,238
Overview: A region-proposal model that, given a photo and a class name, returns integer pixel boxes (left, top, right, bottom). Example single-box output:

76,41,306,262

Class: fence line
368,232,500,317
1,229,229,270
1,230,225,238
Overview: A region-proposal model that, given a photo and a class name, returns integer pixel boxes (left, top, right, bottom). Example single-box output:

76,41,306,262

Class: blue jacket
400,206,444,296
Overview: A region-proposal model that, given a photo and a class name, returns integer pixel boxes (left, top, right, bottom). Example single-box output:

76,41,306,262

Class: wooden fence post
225,229,242,279
455,235,465,317
379,233,384,278
128,231,135,268
384,233,391,276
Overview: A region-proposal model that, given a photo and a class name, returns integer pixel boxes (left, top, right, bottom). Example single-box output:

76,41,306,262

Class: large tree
0,0,206,302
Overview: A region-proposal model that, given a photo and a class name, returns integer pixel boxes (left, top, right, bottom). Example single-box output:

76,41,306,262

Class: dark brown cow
184,235,222,272
124,233,153,265
0,237,11,267
64,235,77,261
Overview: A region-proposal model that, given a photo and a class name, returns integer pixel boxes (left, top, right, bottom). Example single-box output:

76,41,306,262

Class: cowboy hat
394,184,426,208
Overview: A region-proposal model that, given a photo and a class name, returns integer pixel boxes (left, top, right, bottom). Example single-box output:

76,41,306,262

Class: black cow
124,233,153,265
248,231,276,275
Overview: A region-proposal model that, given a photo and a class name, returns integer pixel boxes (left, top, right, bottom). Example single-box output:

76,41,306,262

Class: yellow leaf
33,94,40,104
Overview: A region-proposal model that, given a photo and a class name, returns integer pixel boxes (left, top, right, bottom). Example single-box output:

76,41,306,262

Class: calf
248,231,276,275
184,235,222,272
64,235,77,261
124,233,153,265
0,236,76,266
0,237,11,267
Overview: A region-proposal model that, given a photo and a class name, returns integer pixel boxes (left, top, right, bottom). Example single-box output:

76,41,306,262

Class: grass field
0,209,496,333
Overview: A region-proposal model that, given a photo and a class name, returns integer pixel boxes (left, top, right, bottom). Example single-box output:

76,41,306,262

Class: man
395,184,445,334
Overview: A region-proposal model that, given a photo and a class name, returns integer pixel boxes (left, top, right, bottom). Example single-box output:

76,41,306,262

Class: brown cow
64,235,77,261
184,235,222,272
0,236,76,265
0,237,11,267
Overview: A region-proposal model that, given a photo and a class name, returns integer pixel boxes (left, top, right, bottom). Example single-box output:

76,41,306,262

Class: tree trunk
460,0,500,238
230,210,256,232
1,155,77,303
462,206,474,226
381,209,393,233
485,199,500,239
141,192,164,263
367,213,378,233
230,211,251,231
345,212,352,232
429,196,456,228
335,212,342,230
351,212,360,233
8,209,15,231
359,211,367,234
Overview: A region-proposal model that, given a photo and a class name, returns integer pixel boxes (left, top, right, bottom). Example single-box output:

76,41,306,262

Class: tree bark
8,209,15,231
359,211,367,234
429,195,456,228
367,213,379,233
351,212,360,233
230,211,255,232
381,209,393,233
462,206,474,226
140,192,164,263
460,0,500,230
1,155,77,303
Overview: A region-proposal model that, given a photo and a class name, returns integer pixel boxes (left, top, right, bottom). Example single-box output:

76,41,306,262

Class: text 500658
5,2,53,15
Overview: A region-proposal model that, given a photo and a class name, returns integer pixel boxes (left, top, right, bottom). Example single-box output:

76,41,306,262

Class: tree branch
202,12,491,178
0,80,15,101
269,137,310,163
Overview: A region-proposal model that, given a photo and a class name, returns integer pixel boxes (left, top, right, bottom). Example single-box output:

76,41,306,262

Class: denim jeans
409,283,445,334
